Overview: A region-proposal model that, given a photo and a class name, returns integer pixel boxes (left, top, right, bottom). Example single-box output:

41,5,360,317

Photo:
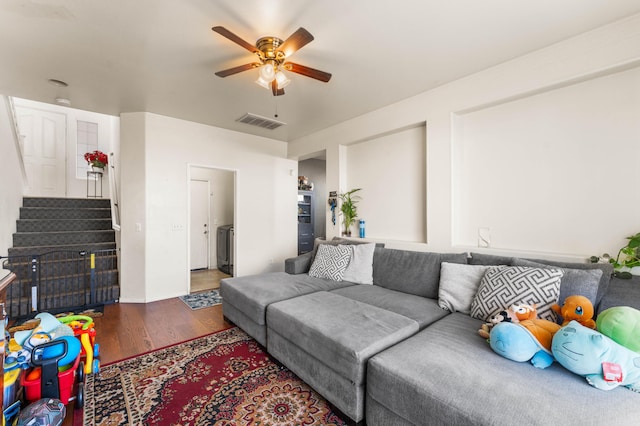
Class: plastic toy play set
3,312,99,425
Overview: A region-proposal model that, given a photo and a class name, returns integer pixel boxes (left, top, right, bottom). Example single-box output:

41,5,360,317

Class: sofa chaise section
267,291,420,423
220,271,354,346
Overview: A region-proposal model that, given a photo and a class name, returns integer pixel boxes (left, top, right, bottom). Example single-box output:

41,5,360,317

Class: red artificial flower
84,150,108,168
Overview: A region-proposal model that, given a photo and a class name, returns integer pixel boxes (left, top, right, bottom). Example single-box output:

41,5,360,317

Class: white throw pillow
342,243,376,284
309,244,352,281
438,263,491,313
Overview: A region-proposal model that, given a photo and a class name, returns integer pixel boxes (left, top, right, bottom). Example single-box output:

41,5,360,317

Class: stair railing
108,152,121,231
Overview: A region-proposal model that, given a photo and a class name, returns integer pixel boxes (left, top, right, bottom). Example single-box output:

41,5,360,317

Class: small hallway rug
179,289,223,310
82,327,348,425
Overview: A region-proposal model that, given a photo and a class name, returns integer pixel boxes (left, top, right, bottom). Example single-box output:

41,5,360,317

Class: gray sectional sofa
220,239,640,425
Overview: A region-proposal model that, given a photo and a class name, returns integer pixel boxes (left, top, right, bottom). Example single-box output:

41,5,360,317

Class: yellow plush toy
551,295,596,329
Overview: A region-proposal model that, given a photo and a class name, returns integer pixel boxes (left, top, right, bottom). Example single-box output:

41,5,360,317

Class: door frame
186,164,237,295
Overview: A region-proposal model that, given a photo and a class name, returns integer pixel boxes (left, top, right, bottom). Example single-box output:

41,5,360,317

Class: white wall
288,14,640,259
119,112,297,303
346,125,426,242
0,97,24,257
453,66,640,256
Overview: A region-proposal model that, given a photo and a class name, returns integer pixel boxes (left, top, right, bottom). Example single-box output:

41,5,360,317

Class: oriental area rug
82,327,347,425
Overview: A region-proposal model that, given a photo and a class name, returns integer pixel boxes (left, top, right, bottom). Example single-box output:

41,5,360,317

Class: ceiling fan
212,26,332,96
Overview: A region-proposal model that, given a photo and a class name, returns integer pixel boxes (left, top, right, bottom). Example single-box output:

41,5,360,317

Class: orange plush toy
551,295,596,329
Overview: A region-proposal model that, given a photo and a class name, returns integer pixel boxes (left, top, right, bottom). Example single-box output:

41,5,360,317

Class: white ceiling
1,0,639,142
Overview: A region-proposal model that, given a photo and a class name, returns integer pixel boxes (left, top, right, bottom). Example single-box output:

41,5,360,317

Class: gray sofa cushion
597,275,640,314
367,312,640,426
284,252,313,274
517,257,613,308
372,248,467,298
512,258,603,309
220,272,354,326
267,291,418,385
469,252,514,266
331,285,449,329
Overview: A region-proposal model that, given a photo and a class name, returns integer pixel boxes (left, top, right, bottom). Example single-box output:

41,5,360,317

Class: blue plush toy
552,321,640,392
489,321,555,369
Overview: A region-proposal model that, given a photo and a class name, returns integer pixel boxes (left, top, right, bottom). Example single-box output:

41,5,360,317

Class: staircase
2,197,120,319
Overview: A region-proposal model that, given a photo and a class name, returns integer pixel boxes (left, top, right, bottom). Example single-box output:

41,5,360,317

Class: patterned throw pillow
309,244,352,281
470,266,563,322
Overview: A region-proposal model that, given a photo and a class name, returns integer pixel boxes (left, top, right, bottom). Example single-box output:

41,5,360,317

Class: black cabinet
298,190,314,254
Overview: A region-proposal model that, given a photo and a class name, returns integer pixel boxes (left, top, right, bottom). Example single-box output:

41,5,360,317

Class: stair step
19,207,111,220
13,230,115,248
8,242,116,257
23,197,111,209
17,218,113,233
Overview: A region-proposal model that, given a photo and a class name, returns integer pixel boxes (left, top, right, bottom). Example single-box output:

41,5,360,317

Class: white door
190,179,210,270
16,107,67,197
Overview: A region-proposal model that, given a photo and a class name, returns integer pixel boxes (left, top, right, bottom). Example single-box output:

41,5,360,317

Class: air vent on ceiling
236,113,286,130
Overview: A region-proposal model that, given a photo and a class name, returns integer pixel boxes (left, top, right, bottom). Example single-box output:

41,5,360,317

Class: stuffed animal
478,303,537,339
552,321,640,392
489,318,561,369
596,306,640,353
511,303,538,321
551,295,596,328
479,310,513,339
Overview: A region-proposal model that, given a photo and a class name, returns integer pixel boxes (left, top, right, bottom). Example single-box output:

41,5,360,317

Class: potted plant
591,231,640,279
339,188,361,237
84,150,108,171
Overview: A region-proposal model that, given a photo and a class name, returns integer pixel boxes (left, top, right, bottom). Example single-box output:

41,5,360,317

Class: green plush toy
596,306,640,353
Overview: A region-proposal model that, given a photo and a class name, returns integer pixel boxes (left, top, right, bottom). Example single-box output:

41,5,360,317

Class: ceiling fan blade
279,27,314,57
284,62,332,82
212,26,258,53
271,80,285,96
215,62,260,77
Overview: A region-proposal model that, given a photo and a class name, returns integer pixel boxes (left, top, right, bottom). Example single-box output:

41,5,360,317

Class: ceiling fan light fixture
275,71,290,88
259,63,275,81
255,76,271,89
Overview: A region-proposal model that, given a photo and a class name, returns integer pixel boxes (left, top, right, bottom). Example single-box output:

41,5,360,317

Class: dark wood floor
94,298,231,365
63,298,231,425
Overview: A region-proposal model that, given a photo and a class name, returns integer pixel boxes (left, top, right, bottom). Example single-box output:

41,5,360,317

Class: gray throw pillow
517,257,613,308
342,243,376,284
438,263,491,313
470,266,563,322
512,258,603,309
309,244,352,281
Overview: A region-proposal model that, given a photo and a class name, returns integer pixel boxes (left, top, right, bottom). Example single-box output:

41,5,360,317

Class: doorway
188,166,235,293
298,154,327,242
15,106,67,197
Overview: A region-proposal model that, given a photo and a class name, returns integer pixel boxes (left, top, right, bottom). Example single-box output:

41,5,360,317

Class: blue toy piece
552,321,640,392
39,336,81,368
489,321,554,369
